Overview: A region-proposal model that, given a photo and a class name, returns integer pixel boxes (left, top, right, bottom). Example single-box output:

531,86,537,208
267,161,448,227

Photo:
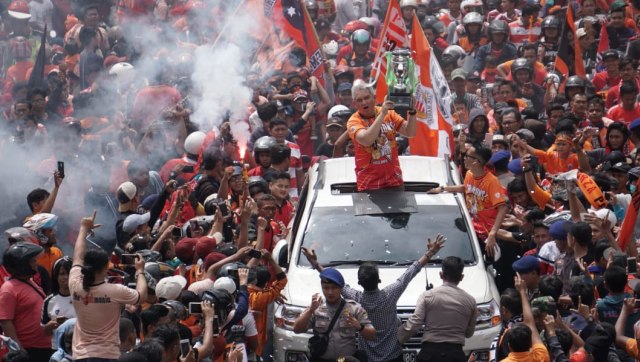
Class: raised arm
73,211,101,266
515,273,543,345
40,171,63,214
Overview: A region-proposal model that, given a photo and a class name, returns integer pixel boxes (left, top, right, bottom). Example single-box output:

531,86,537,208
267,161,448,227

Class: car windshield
297,204,476,267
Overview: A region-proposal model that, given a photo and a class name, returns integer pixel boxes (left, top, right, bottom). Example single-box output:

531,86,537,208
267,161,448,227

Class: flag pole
299,0,336,85
211,0,248,49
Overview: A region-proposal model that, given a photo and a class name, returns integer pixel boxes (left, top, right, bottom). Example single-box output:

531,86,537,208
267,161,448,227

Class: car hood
283,263,494,308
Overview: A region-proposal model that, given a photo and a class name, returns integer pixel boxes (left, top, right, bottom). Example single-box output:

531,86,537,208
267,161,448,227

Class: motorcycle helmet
247,176,269,197
145,261,175,281
253,136,277,155
108,62,136,85
327,104,351,120
162,300,189,320
351,29,371,46
342,20,368,37
488,20,509,37
511,58,533,78
442,45,467,68
23,213,58,245
462,12,483,26
202,288,235,322
2,242,43,277
541,15,561,30
4,227,39,245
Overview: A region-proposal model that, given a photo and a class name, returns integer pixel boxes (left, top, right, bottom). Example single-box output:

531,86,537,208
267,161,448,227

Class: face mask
631,184,637,194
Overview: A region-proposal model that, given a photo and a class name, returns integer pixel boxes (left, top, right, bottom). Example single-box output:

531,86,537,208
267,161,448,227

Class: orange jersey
533,149,579,175
36,246,63,276
347,107,405,191
463,171,507,234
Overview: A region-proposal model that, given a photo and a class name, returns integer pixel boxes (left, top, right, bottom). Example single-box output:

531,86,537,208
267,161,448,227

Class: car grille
397,307,423,349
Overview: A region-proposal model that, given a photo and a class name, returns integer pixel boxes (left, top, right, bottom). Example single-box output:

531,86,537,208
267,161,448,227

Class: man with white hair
346,80,416,192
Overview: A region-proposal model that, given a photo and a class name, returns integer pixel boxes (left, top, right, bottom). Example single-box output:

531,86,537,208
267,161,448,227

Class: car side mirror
273,239,289,270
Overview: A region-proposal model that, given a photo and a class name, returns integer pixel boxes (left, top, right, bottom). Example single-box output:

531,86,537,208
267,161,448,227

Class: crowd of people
1,0,640,361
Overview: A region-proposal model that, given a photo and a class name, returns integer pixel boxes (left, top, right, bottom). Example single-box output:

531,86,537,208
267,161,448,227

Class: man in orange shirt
347,80,416,192
607,80,640,124
431,146,508,258
517,133,591,175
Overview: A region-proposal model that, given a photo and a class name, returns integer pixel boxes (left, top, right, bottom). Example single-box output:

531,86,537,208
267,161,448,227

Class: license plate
402,350,417,362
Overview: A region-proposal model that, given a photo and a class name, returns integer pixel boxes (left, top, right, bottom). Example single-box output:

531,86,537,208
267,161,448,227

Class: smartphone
629,257,637,274
57,161,65,179
248,249,262,259
180,339,190,358
121,254,139,265
635,299,640,309
182,165,194,173
483,133,493,148
529,155,538,171
171,227,182,239
213,316,219,337
189,302,202,315
230,325,245,344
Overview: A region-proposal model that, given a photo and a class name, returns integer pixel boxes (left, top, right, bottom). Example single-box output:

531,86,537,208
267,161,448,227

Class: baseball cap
610,0,628,12
337,82,353,93
591,208,617,226
611,162,631,173
213,276,237,294
116,182,137,204
175,238,197,264
196,236,218,259
319,268,345,288
155,275,187,301
140,194,159,211
507,158,524,175
512,255,540,273
492,134,509,146
630,118,640,132
7,0,31,19
490,150,511,165
451,68,467,80
122,213,150,234
549,220,571,240
326,118,345,129
203,252,226,271
602,49,620,60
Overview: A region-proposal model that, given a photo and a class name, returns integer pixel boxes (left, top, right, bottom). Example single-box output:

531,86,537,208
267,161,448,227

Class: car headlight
476,299,501,329
275,304,307,331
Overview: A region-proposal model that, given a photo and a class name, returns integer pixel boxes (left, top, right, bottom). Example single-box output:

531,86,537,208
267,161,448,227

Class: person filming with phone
69,211,148,361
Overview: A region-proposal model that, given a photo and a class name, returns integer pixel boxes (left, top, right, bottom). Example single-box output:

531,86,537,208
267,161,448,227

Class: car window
296,205,476,266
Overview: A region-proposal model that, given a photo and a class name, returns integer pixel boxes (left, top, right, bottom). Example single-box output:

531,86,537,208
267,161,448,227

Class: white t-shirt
41,293,76,346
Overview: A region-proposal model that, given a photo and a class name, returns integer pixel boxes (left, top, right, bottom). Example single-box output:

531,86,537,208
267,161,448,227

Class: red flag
554,6,585,78
370,0,409,103
267,0,324,82
596,23,609,64
409,16,455,157
618,178,640,250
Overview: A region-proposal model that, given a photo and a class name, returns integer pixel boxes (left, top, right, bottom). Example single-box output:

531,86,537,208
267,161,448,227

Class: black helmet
3,242,43,277
216,262,246,287
137,249,162,263
304,0,318,10
202,288,234,322
542,15,561,30
247,176,269,197
351,29,371,46
565,75,586,89
253,136,277,154
488,20,508,37
162,300,188,320
145,262,175,281
511,58,533,77
4,227,39,245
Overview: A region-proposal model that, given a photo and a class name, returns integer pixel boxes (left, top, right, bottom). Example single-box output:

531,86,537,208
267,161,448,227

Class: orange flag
370,0,409,103
618,178,640,250
408,15,455,157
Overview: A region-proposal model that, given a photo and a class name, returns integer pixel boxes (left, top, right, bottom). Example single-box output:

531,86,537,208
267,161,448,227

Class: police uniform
308,299,371,361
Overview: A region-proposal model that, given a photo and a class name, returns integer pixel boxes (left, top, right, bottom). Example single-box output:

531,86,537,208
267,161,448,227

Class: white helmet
327,104,350,119
184,131,206,155
460,0,483,14
108,62,136,85
322,40,339,57
213,276,237,294
399,0,419,8
23,213,58,245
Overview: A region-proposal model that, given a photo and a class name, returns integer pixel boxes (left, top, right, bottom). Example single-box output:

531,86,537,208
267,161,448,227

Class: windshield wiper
323,260,397,267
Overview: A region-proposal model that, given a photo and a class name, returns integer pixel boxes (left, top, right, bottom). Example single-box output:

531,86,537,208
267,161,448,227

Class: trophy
385,48,417,115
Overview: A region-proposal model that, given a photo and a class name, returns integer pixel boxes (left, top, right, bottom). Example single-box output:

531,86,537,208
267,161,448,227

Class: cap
531,296,556,314
7,0,31,20
591,208,617,226
336,82,353,93
515,129,535,142
630,118,640,132
492,134,509,145
507,158,523,175
122,213,150,234
213,276,237,294
602,49,620,60
293,89,309,102
319,267,345,288
610,0,628,12
576,28,588,39
116,181,137,204
490,150,511,165
468,71,481,80
451,68,468,80
140,194,159,211
326,118,345,129
549,220,571,240
196,236,218,259
203,251,226,271
175,238,197,263
512,255,540,273
611,161,631,173
155,275,187,300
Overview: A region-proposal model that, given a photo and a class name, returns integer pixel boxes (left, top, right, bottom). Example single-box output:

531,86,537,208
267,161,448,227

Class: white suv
272,156,501,362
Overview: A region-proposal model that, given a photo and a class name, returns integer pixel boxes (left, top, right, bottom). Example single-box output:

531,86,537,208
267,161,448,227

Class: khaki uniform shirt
308,299,371,359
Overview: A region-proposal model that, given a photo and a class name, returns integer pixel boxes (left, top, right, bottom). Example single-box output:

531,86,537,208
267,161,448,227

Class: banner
370,0,409,103
554,6,585,78
408,16,455,157
267,0,324,82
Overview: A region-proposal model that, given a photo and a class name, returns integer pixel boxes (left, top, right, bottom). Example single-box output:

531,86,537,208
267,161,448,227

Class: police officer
293,268,376,361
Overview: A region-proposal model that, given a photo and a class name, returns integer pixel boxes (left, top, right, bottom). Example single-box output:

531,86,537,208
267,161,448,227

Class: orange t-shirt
501,342,550,361
606,103,640,125
36,246,63,277
533,149,579,175
463,171,507,234
347,107,405,191
626,338,639,360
